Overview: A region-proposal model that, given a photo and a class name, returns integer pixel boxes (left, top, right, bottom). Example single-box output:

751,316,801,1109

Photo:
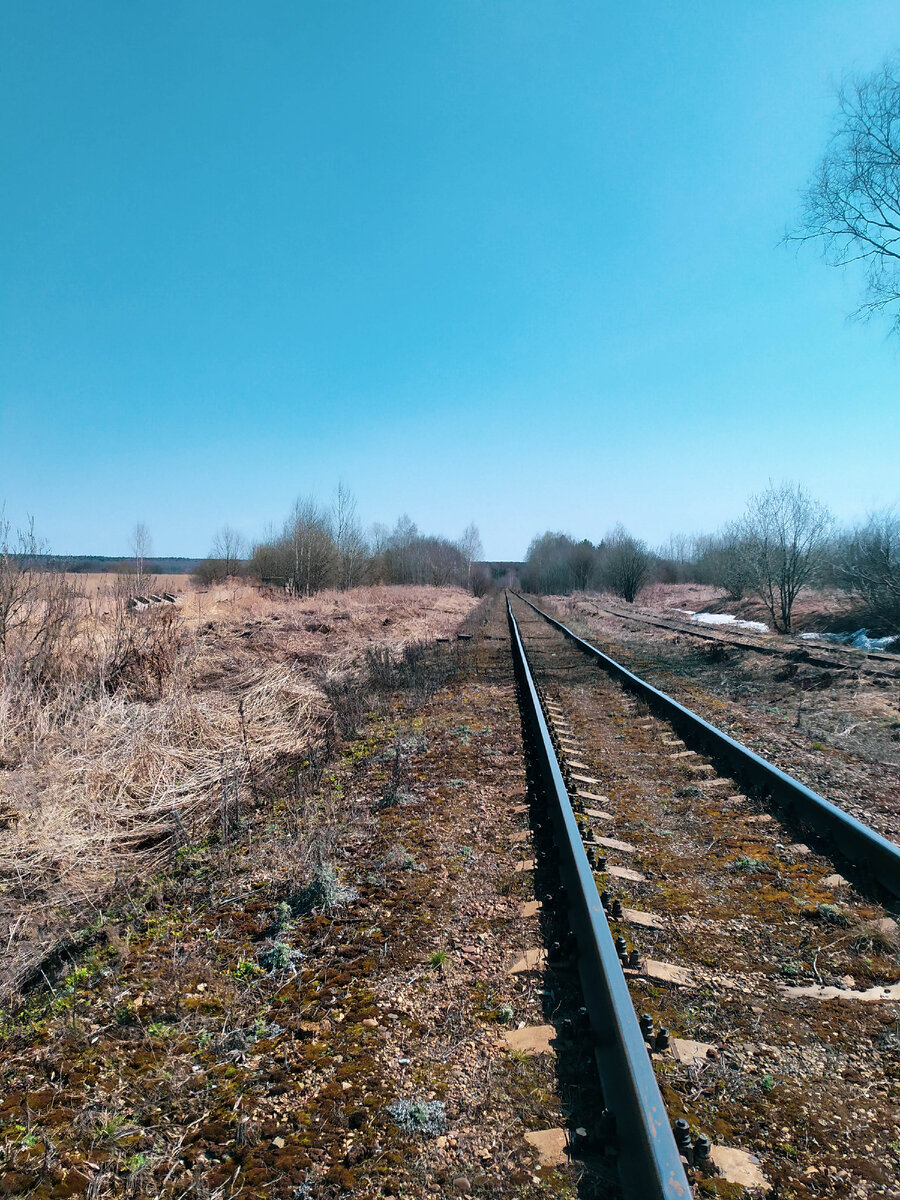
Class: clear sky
2,1,899,560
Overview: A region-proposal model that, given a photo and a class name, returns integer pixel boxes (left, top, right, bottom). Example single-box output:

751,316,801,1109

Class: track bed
510,594,900,1199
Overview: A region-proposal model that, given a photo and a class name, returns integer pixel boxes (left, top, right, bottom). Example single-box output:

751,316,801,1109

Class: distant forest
37,555,203,575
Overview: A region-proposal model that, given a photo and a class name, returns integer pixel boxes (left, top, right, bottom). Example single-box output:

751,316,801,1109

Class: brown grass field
0,578,477,1000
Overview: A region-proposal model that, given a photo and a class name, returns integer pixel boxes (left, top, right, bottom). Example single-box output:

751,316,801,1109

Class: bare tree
569,539,597,591
787,59,900,331
600,525,651,604
738,482,832,633
130,522,152,590
458,522,483,592
210,526,247,577
656,532,698,584
833,509,900,625
521,532,578,594
369,516,468,587
285,497,337,596
332,483,369,590
0,512,75,681
696,525,755,600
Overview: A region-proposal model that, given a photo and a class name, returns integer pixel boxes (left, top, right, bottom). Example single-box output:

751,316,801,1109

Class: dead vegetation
0,594,583,1200
0,576,476,1002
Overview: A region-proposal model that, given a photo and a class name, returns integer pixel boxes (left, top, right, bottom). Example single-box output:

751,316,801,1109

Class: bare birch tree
788,59,900,331
285,497,336,596
130,522,152,590
458,522,483,592
332,483,368,590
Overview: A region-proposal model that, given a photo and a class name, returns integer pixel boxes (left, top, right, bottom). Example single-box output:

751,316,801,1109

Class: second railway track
507,592,900,1199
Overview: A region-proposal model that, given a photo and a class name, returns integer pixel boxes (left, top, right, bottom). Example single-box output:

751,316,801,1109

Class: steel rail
512,592,900,901
506,596,692,1200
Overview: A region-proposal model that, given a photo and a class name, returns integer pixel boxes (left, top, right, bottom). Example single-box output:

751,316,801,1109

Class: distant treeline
521,483,900,634
37,555,203,575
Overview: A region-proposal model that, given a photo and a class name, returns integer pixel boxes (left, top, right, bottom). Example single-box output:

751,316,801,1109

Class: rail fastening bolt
694,1135,711,1165
673,1118,694,1164
655,1028,670,1052
611,898,624,920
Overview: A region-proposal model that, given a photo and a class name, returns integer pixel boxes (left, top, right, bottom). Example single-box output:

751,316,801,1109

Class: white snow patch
690,612,769,634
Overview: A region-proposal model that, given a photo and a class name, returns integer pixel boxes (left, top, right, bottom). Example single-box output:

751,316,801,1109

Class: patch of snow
690,612,769,633
798,629,899,652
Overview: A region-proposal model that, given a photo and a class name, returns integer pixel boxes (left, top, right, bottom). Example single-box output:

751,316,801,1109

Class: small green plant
11,1125,40,1148
385,1098,447,1136
496,1004,515,1024
289,863,358,914
730,856,766,873
232,958,264,981
428,950,449,968
264,942,292,970
272,901,293,931
816,902,851,927
760,1074,776,1092
147,1021,174,1038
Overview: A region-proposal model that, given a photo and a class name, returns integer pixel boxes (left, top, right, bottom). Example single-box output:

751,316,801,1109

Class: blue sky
2,1,899,560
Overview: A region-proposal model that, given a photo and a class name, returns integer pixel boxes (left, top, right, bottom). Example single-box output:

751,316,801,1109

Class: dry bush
0,580,476,1000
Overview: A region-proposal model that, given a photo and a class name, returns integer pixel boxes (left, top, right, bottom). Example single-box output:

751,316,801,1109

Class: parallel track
514,592,900,900
570,599,900,680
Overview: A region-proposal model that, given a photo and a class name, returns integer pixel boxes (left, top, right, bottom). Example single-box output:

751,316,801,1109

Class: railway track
569,599,900,681
506,592,900,1199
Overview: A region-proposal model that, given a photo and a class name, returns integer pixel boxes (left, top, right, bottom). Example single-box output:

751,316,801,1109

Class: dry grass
0,579,476,1000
